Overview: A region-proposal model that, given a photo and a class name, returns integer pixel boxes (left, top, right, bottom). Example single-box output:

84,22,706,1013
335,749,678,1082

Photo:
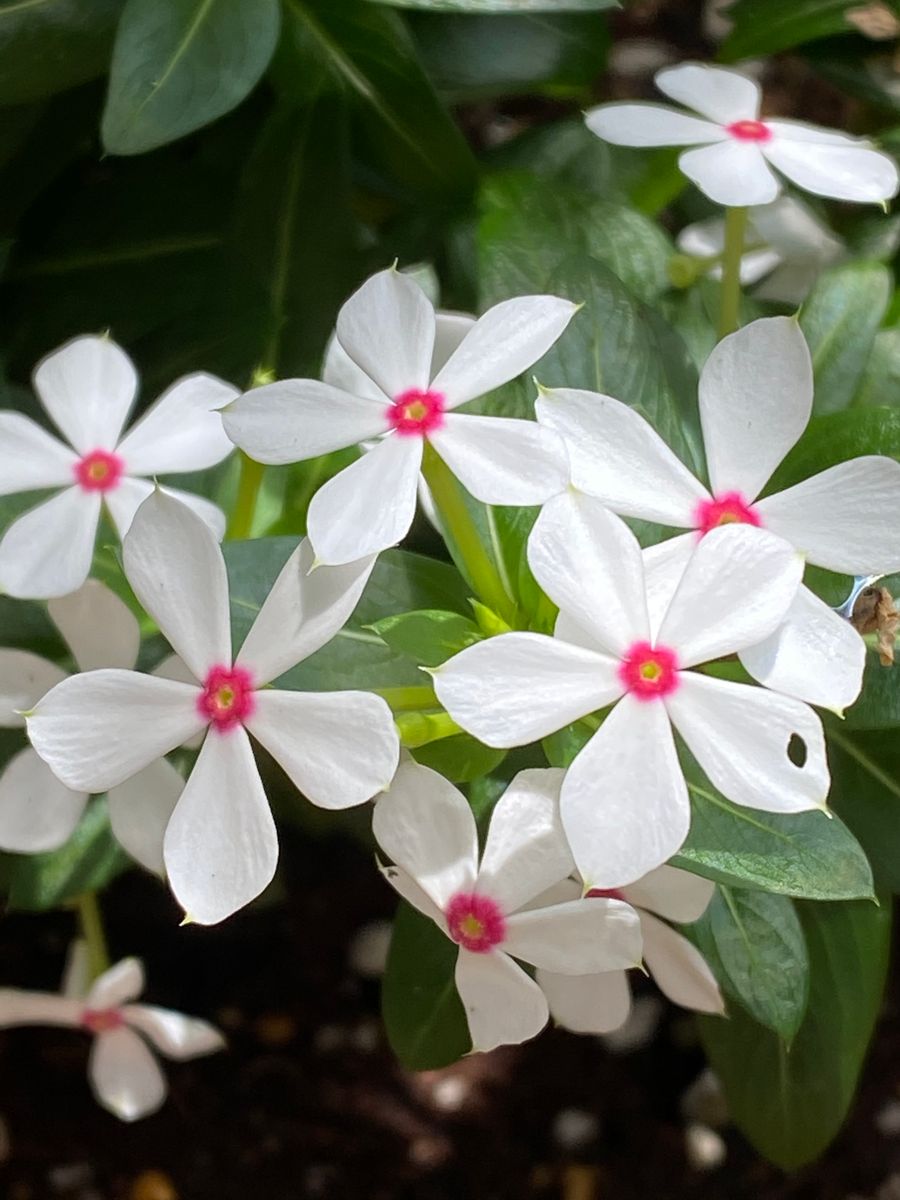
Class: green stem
227,452,266,540
395,709,461,749
375,685,438,711
717,206,748,340
421,442,516,622
76,892,110,983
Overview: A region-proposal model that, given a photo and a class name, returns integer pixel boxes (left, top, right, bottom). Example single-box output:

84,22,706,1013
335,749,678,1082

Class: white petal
561,695,690,889
699,317,814,502
641,534,695,641
336,268,435,398
123,490,231,680
641,912,724,1014
527,493,650,655
0,747,87,852
667,673,829,813
163,726,277,925
585,103,721,147
757,457,900,574
378,861,448,931
431,312,476,374
305,435,422,565
88,1027,166,1122
116,373,238,474
455,949,548,1052
763,133,899,204
105,477,226,543
0,989,82,1028
48,580,140,672
0,412,78,493
751,193,845,261
679,141,780,207
476,768,571,914
235,538,375,686
0,488,99,599
678,218,782,285
430,295,578,409
28,670,204,793
538,968,631,1035
504,898,642,974
433,632,622,748
657,525,803,668
739,584,864,712
0,649,67,727
622,864,714,924
535,388,707,525
323,333,386,401
222,380,389,465
87,957,145,1008
122,1005,225,1059
34,336,137,454
373,759,478,910
428,414,567,505
656,62,761,123
107,757,183,876
246,689,398,809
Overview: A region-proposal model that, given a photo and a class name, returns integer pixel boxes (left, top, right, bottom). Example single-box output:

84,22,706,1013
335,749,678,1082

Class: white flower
222,268,575,565
0,580,181,870
537,867,724,1035
0,942,224,1122
585,62,899,206
677,194,844,305
0,335,238,599
536,316,900,712
26,491,400,925
433,494,828,889
373,760,643,1053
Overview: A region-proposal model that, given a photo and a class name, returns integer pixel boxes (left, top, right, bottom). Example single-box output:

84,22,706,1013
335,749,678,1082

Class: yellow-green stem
76,892,110,983
227,452,266,540
395,709,461,749
375,685,438,711
717,206,748,341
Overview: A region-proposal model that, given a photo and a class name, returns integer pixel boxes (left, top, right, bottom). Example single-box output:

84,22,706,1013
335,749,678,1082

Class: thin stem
227,453,266,540
421,442,516,622
76,892,110,983
375,685,438,711
717,206,748,341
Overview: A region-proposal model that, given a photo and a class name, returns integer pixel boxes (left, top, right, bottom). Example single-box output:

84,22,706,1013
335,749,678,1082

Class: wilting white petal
642,534,695,640
28,670,204,793
433,632,622,748
700,317,814,502
379,861,448,931
739,584,864,712
679,140,780,207
336,269,435,398
455,948,549,1052
641,912,725,1014
86,958,145,1009
623,865,714,924
668,672,828,813
0,989,82,1028
88,1027,166,1122
0,649,67,726
164,727,277,925
49,580,140,672
504,898,642,974
0,488,99,599
585,103,721,147
235,539,375,686
0,747,87,852
306,434,422,565
116,373,237,475
0,412,78,494
539,967,631,1034
123,490,231,680
428,414,567,506
107,757,183,876
246,689,398,809
122,1005,225,1059
431,295,578,409
33,335,137,454
763,130,899,203
656,62,761,123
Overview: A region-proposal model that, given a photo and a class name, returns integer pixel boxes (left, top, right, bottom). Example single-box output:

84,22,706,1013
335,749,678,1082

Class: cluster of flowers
0,61,898,1114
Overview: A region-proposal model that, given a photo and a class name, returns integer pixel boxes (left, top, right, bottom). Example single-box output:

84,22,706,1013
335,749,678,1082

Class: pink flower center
586,887,626,902
694,491,762,535
446,892,506,953
618,641,680,701
73,449,124,493
386,388,446,436
198,664,256,732
725,119,772,142
81,1007,125,1034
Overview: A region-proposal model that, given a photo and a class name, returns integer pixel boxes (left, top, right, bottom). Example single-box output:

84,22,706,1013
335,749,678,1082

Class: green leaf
413,733,506,782
8,799,129,912
798,262,891,415
0,0,123,105
699,897,891,1169
827,724,900,893
855,328,900,408
689,887,809,1040
720,0,857,60
371,0,617,9
101,0,281,155
370,609,482,667
382,898,470,1070
769,406,900,495
542,720,593,768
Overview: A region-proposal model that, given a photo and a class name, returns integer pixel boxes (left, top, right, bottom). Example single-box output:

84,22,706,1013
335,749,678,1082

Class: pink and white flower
0,943,224,1121
0,580,181,870
536,317,900,711
26,491,400,925
373,760,643,1053
433,494,828,889
222,268,574,565
586,62,899,206
537,867,723,1035
0,335,238,599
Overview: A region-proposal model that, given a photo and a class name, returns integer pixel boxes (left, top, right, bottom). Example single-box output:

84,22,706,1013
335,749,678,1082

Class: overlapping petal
455,949,548,1053
623,865,714,924
107,757,183,876
86,957,145,1009
0,649,67,725
641,912,725,1014
679,140,780,207
427,414,568,506
116,373,238,474
48,580,140,672
336,269,435,398
122,1006,225,1059
504,898,642,974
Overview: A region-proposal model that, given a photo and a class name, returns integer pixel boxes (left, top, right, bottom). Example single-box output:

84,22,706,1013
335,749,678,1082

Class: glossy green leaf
413,733,506,782
827,724,900,893
0,0,123,105
855,328,900,409
370,609,482,667
720,0,857,61
372,0,617,9
700,897,891,1169
769,406,900,496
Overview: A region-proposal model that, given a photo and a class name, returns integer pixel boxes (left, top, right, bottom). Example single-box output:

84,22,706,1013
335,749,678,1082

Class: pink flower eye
694,491,762,535
618,641,680,701
725,119,772,142
81,1008,124,1034
198,665,256,732
73,449,124,493
386,389,446,436
446,892,506,953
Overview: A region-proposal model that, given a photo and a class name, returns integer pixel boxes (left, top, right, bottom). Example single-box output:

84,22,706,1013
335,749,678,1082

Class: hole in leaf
787,733,807,768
